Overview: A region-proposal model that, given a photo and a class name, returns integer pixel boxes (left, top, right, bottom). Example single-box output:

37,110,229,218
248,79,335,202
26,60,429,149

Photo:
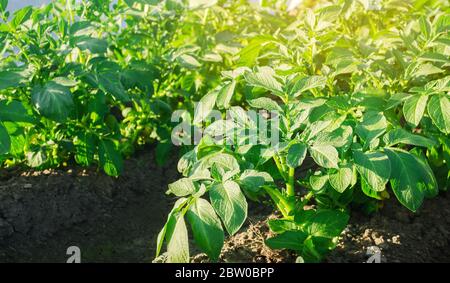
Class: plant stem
273,155,287,181
286,167,295,197
263,186,293,218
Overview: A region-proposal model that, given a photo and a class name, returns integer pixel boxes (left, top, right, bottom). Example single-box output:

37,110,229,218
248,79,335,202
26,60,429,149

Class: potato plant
0,0,284,174
158,0,449,262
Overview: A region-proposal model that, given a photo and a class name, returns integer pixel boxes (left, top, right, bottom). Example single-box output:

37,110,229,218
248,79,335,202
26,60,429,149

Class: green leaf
314,125,353,148
0,0,7,12
0,100,34,123
353,150,390,192
301,209,349,238
74,36,108,54
290,76,326,97
309,145,339,169
11,6,32,28
98,139,123,177
210,180,248,235
0,68,32,91
247,97,282,112
267,219,299,233
287,143,307,168
310,174,329,191
239,170,273,192
412,63,443,77
156,198,186,257
216,81,236,109
168,178,196,197
74,132,96,166
265,230,308,251
361,177,382,200
98,72,130,102
383,128,436,148
238,37,271,67
31,81,74,122
329,165,353,193
26,149,46,168
355,112,387,146
193,90,218,124
384,148,438,212
419,16,432,40
186,198,224,261
166,214,190,263
0,122,11,155
178,54,201,69
427,95,450,134
243,67,283,96
403,95,429,126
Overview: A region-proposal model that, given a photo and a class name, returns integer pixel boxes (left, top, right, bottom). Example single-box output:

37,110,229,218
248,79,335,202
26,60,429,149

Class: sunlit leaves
31,80,74,122
0,122,11,155
186,198,224,261
210,180,248,236
309,145,339,169
403,95,429,126
385,148,437,212
243,67,283,96
353,150,390,192
427,95,450,134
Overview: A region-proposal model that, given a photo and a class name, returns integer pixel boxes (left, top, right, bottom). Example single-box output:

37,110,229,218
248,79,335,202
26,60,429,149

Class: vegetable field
0,0,449,263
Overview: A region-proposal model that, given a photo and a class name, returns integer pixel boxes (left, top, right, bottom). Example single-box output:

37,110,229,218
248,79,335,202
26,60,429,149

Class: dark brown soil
200,193,450,263
0,147,180,262
1,150,449,263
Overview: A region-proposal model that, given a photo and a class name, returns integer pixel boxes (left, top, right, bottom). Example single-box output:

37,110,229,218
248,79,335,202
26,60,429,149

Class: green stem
263,186,293,218
273,155,287,181
286,167,295,197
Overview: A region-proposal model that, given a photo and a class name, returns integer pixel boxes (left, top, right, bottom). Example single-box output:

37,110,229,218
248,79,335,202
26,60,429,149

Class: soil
0,147,180,262
199,193,450,263
0,149,449,263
